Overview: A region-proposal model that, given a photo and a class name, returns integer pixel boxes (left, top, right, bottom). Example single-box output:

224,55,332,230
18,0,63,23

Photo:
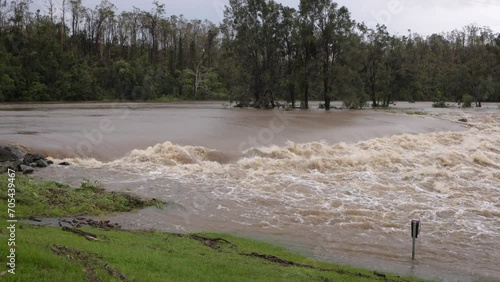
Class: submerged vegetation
0,0,499,108
405,111,427,116
0,175,163,218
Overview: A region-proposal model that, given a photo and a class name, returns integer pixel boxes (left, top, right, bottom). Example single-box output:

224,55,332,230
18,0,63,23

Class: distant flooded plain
1,102,499,281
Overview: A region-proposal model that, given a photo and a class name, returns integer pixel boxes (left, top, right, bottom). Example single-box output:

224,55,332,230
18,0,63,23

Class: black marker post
411,220,420,260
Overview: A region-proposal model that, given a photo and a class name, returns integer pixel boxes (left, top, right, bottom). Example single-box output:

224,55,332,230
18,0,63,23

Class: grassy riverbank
0,176,163,218
0,175,423,281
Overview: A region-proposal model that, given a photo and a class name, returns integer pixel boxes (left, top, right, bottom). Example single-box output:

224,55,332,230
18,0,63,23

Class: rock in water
59,162,71,166
0,146,23,162
23,153,46,165
458,118,468,123
18,164,35,174
35,159,48,168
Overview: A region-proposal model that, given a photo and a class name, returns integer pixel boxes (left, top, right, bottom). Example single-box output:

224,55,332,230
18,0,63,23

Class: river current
1,102,498,281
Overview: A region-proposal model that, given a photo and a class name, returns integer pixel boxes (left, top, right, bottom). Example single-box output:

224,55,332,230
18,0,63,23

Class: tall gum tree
300,0,355,110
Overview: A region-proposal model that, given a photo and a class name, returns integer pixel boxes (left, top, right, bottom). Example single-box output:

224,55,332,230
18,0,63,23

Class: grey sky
34,0,500,35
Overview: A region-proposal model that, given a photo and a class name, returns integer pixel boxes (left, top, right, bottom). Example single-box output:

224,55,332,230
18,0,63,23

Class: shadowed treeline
0,0,499,108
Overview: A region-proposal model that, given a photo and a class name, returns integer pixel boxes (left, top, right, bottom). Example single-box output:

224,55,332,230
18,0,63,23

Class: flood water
1,102,499,281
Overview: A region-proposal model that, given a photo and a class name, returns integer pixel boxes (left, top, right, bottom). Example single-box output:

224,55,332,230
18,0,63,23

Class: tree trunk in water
254,87,260,104
194,74,198,101
323,64,330,110
304,80,309,109
370,76,377,107
371,87,377,107
265,89,276,108
325,97,331,110
254,76,263,104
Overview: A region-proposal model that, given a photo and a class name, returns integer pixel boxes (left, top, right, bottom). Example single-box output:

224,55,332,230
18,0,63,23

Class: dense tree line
0,0,225,102
0,0,499,108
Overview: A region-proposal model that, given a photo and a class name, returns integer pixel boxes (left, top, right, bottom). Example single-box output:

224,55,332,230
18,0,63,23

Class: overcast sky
33,0,500,35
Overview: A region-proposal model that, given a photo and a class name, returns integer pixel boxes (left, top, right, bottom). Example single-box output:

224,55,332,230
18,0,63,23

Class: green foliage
462,94,474,108
0,1,499,106
432,90,448,108
112,60,137,100
0,74,15,101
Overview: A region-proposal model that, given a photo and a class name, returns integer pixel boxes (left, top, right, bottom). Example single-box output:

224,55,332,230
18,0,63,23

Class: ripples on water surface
1,102,499,281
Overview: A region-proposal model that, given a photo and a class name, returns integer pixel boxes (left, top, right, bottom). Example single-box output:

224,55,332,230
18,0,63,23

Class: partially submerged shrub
432,90,448,108
432,101,448,108
462,94,473,108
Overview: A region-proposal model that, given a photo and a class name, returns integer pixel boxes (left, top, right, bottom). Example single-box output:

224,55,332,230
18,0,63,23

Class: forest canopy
0,0,499,108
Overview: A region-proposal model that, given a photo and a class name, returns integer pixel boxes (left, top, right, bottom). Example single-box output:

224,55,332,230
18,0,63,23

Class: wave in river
50,110,500,280
59,112,500,232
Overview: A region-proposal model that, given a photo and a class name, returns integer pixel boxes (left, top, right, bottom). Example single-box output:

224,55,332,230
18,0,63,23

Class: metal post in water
411,220,420,260
412,237,416,260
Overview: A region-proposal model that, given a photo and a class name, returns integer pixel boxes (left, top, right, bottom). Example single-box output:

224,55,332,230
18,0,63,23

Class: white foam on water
51,109,500,280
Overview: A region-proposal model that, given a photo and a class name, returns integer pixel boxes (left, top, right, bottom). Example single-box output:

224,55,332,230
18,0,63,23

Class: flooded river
1,102,499,281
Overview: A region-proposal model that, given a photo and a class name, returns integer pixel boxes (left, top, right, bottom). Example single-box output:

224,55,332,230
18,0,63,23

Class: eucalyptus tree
222,0,284,107
460,25,495,107
88,0,115,60
362,24,391,107
279,5,299,107
0,0,8,32
46,0,56,23
69,0,84,36
140,0,165,65
334,23,367,108
297,0,317,109
381,35,407,106
186,24,218,100
300,0,355,110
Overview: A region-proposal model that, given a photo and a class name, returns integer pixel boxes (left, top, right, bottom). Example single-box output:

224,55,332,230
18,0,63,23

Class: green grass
0,175,424,281
0,175,162,219
0,224,423,282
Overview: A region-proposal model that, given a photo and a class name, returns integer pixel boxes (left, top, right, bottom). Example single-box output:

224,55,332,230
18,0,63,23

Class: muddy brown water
1,102,499,281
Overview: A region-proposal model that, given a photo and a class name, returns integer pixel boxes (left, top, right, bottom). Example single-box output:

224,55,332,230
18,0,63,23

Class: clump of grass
0,175,163,219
